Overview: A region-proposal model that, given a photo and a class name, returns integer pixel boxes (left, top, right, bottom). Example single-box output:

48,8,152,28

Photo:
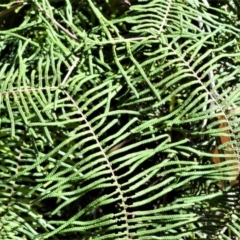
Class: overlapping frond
0,0,240,239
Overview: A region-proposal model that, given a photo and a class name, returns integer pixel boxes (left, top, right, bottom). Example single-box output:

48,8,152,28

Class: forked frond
0,0,240,239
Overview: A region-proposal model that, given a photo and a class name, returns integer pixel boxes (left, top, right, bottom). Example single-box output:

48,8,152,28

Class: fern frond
0,0,240,239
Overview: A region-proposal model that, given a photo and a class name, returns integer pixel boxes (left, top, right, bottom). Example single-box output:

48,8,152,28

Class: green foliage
0,0,240,239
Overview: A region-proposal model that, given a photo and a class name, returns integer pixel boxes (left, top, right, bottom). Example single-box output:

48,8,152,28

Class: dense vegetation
0,0,240,239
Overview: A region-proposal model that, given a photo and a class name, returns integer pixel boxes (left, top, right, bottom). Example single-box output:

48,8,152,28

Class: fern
0,0,240,239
